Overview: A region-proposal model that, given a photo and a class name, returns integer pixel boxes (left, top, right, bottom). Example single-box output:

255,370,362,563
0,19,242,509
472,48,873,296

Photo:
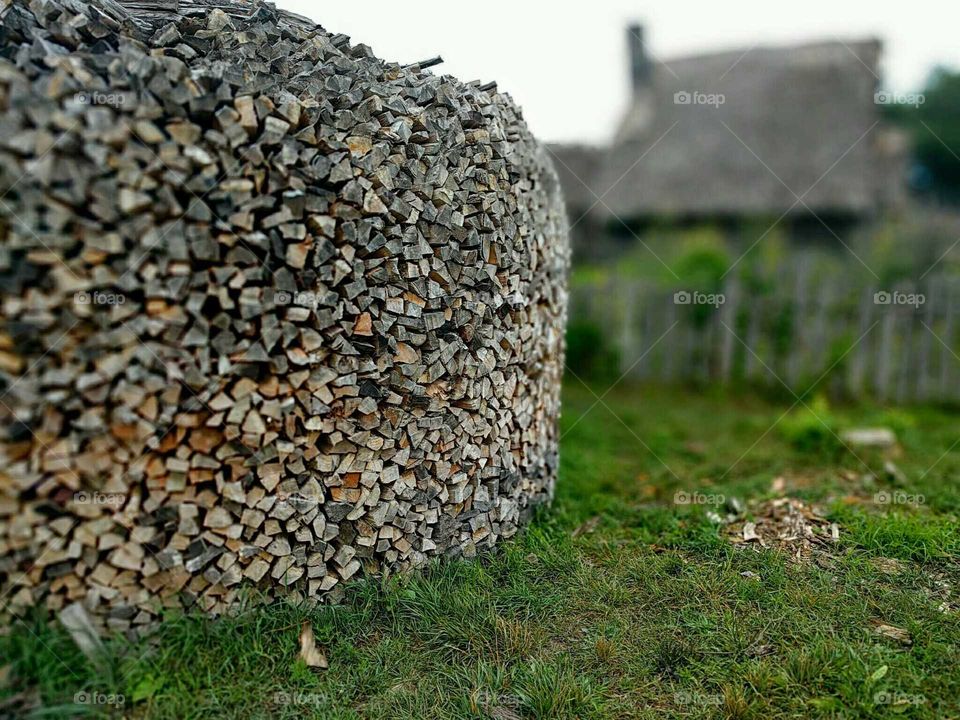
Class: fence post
786,253,810,388
917,276,935,401
939,279,956,399
718,277,738,384
875,296,895,402
850,287,872,397
619,277,639,379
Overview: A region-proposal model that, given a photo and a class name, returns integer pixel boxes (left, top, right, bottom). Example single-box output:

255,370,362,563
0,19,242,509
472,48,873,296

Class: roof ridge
658,36,881,68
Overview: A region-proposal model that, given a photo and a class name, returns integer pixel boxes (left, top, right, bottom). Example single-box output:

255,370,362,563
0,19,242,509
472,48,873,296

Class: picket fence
570,261,960,403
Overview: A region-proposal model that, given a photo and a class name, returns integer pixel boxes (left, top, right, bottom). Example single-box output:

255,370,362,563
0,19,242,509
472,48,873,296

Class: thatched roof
589,37,904,220
548,144,605,216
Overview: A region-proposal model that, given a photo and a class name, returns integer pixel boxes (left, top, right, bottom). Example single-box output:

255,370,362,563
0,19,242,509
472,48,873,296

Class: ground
2,381,959,719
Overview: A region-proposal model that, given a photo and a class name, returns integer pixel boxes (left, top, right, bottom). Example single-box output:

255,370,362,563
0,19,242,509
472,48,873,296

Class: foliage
565,320,620,382
885,66,960,201
674,239,729,290
779,395,842,456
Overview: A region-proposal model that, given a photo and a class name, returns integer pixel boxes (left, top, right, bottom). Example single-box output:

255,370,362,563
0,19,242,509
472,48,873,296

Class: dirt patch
726,498,840,561
871,557,906,575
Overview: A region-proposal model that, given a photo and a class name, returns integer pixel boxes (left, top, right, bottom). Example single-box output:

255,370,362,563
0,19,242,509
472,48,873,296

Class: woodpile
0,0,568,635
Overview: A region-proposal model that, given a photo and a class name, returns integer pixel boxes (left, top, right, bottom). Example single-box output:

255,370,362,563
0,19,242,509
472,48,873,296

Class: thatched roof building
554,27,908,229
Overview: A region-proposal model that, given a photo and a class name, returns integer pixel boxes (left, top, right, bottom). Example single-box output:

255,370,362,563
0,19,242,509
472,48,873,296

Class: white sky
276,0,959,145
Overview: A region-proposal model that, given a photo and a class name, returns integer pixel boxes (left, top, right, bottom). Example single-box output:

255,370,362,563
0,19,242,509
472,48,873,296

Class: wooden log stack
0,0,569,635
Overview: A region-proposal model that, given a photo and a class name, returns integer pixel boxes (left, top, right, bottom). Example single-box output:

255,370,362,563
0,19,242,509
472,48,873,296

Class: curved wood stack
0,0,568,634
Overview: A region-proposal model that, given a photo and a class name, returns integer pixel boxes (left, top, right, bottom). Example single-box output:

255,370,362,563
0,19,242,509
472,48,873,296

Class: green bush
673,235,730,328
675,241,728,290
565,321,619,381
885,66,960,201
779,395,841,456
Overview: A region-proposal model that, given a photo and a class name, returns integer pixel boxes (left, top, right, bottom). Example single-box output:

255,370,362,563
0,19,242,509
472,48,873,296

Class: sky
276,0,960,145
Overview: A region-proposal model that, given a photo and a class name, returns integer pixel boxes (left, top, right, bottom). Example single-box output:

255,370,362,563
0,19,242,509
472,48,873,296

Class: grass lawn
3,380,959,719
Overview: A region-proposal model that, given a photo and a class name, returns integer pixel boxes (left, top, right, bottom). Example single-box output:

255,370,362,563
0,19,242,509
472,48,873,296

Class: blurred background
283,0,960,405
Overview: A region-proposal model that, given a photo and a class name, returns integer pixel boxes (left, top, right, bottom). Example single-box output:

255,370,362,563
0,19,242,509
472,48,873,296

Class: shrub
779,395,841,456
675,241,728,290
565,321,620,381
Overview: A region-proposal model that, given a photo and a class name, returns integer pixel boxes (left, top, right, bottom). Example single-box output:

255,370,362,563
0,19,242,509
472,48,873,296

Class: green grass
3,381,960,719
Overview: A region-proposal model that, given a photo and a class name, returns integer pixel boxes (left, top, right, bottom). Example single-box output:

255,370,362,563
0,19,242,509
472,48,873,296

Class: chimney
627,24,651,93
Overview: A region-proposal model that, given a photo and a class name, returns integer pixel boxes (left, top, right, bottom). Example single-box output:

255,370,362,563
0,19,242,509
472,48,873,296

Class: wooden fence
570,261,960,403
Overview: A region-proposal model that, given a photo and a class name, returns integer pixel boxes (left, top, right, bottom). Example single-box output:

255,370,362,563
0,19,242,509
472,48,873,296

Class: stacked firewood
0,0,568,634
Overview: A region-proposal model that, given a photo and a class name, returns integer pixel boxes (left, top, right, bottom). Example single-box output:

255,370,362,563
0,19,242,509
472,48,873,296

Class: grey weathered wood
0,0,569,634
579,262,954,403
